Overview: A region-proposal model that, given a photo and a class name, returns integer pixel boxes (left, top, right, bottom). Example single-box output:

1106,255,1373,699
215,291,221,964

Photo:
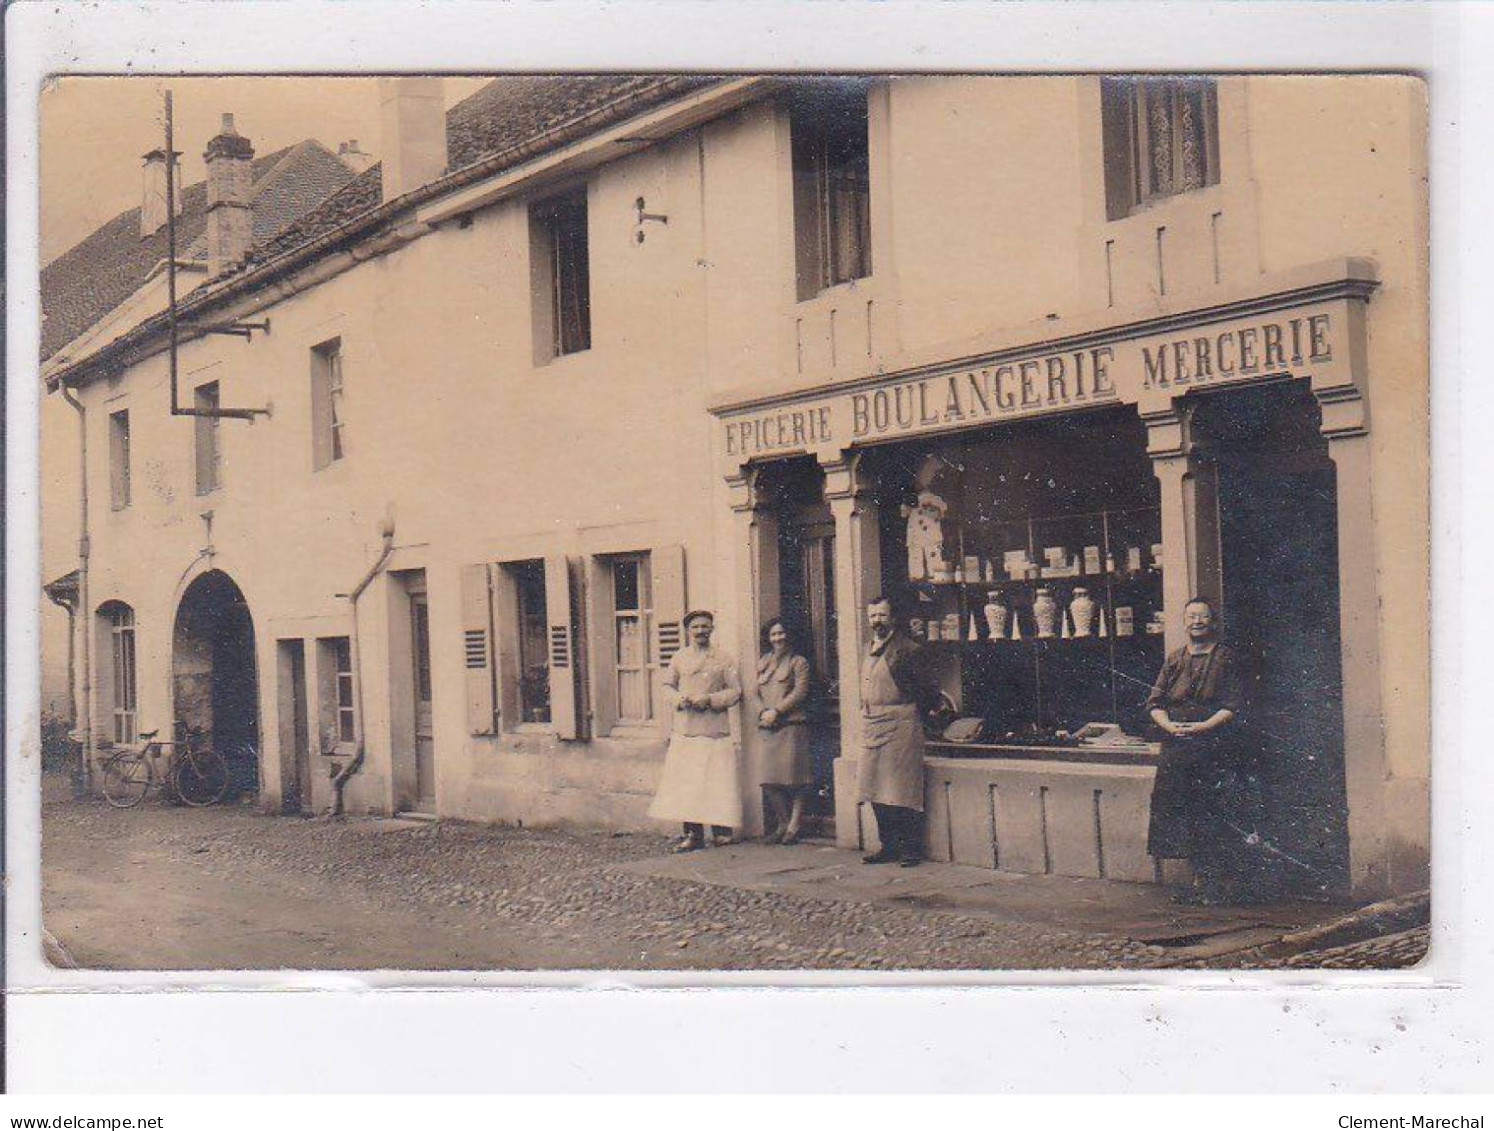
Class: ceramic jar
983,591,1010,640
1070,587,1097,637
1033,588,1059,638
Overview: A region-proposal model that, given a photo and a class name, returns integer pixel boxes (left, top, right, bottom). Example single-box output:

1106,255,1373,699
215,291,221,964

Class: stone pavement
617,839,1348,964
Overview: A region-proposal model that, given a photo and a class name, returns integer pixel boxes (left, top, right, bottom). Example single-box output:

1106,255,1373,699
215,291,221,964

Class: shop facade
715,260,1400,898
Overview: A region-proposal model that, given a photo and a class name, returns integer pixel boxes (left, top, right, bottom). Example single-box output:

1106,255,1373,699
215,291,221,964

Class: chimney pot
139,148,183,239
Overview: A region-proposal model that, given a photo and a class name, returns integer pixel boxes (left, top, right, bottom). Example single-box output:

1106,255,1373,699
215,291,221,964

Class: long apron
856,649,926,812
1146,704,1258,860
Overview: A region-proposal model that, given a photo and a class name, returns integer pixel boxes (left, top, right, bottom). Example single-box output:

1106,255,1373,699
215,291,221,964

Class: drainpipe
59,382,93,796
331,517,395,815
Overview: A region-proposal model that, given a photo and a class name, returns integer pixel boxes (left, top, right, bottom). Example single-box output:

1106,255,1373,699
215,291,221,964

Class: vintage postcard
35,71,1429,975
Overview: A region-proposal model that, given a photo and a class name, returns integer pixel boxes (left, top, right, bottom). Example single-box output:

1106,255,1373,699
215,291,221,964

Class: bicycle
100,728,232,809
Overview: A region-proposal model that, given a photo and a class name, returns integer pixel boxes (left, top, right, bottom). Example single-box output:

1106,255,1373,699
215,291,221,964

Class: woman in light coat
647,609,743,852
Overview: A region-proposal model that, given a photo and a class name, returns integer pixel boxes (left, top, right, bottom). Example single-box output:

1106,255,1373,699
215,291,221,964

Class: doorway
276,639,312,814
1195,382,1350,897
771,460,839,839
173,569,261,798
409,582,436,812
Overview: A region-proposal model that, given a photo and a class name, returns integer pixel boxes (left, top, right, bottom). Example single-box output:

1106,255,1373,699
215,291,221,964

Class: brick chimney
378,77,447,201
140,147,183,238
204,113,255,277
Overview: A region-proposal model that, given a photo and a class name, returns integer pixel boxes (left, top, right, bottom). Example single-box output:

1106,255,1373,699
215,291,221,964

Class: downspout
331,518,395,815
59,382,92,796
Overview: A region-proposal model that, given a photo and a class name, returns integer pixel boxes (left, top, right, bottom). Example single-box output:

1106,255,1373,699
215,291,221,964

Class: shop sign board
718,299,1356,465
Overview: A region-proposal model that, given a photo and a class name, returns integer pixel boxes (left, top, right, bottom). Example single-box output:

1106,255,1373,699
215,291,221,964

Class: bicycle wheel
174,748,231,807
101,754,152,808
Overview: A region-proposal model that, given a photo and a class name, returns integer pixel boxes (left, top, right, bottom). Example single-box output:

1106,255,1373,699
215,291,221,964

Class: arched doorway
173,569,261,797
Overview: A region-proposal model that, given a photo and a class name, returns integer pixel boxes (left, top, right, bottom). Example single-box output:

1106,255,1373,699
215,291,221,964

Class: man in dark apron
858,595,936,867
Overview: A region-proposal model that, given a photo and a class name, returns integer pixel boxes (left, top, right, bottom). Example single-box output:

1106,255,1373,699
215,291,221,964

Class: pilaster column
1317,390,1390,896
1145,408,1199,652
823,454,880,848
727,467,780,835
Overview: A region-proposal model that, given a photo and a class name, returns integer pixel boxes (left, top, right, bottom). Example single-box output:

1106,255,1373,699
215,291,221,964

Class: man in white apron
858,595,934,867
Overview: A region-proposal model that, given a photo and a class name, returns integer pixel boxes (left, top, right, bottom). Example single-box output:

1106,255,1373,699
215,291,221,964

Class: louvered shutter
652,543,687,670
460,564,497,735
544,555,584,740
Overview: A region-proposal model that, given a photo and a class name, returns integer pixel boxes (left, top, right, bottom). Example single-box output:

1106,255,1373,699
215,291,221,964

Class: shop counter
836,745,1162,883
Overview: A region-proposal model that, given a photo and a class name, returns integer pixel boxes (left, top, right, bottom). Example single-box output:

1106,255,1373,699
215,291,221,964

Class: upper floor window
194,381,221,495
791,84,871,300
311,338,346,470
530,190,591,363
1102,77,1220,220
108,409,131,510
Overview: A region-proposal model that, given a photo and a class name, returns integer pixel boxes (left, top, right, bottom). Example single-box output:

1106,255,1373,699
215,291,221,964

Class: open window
1102,77,1220,221
311,338,346,470
194,381,222,494
791,83,872,300
109,409,131,510
315,636,358,754
482,556,586,739
529,189,592,363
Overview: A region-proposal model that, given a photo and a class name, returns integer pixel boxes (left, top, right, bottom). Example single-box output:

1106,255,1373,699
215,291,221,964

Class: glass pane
617,669,648,722
1144,82,1175,195
613,559,639,611
514,562,551,723
616,614,644,668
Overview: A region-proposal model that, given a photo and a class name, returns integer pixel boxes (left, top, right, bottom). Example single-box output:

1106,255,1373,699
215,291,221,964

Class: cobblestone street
40,775,1413,973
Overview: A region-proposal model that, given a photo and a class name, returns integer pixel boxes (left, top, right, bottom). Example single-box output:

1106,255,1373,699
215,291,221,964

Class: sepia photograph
34,70,1430,975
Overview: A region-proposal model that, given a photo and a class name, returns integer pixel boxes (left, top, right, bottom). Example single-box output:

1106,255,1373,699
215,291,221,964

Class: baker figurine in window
902,489,949,581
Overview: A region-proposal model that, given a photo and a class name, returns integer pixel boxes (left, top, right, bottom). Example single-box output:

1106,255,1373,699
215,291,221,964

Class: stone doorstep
615,840,1345,948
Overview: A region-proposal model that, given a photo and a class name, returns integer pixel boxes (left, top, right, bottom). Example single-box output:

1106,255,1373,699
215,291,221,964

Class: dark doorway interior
1195,381,1349,897
765,459,839,839
173,569,261,798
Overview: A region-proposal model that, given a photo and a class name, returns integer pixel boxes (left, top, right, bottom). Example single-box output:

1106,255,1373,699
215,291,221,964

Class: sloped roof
252,75,716,265
41,140,354,361
46,74,735,385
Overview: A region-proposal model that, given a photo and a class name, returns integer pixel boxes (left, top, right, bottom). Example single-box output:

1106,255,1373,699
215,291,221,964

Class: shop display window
869,407,1165,750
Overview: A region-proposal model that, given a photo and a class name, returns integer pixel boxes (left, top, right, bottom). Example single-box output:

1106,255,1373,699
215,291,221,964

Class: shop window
194,381,221,495
311,338,345,470
507,560,552,725
530,189,591,363
610,554,655,724
1102,77,1219,221
871,410,1165,745
791,84,872,300
108,409,131,510
100,601,137,745
316,636,357,752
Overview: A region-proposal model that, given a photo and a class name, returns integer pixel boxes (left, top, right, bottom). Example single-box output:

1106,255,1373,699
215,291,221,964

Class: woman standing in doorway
1145,597,1260,905
648,609,743,852
755,618,813,845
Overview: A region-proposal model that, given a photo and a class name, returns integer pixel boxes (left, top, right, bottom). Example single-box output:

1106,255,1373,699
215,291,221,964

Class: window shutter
651,543,687,669
460,564,497,735
544,555,585,740
1100,78,1137,222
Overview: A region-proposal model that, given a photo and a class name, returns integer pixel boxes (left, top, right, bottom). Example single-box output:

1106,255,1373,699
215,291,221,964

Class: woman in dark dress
1146,598,1263,905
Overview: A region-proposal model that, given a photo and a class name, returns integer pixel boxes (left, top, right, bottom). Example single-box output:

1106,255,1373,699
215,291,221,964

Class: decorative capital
820,451,869,502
